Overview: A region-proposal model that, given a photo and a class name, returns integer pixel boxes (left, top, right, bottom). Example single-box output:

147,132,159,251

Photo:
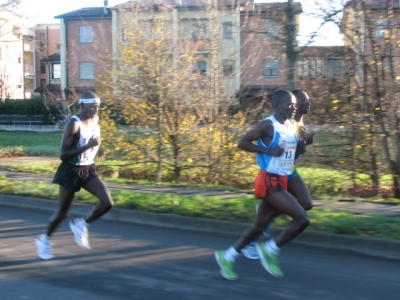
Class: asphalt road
1,206,400,300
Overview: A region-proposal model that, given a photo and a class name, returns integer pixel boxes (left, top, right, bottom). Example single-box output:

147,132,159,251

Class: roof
64,86,97,93
253,2,302,13
34,84,62,93
113,0,247,10
54,7,111,19
111,0,301,11
41,53,60,62
345,0,400,10
299,46,346,57
237,85,286,97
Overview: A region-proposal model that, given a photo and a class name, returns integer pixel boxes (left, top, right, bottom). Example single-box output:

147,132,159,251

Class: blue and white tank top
256,115,298,175
68,115,100,166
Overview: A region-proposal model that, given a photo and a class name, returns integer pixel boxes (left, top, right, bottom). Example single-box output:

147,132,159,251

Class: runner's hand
87,135,101,148
269,145,285,157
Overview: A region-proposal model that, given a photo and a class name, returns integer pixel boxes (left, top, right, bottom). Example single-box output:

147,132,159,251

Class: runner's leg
234,200,278,251
288,174,313,211
265,190,309,247
82,177,114,224
47,186,75,236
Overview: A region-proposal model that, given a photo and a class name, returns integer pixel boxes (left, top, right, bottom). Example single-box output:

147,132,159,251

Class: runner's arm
238,121,284,157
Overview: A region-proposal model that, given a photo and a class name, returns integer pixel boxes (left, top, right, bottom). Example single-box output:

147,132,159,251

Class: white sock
40,234,50,242
265,240,280,255
80,218,89,226
224,246,239,262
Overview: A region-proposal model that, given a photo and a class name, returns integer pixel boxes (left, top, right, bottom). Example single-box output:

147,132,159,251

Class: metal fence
0,115,50,125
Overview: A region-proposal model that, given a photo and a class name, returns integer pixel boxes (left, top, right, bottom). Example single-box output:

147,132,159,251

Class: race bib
275,141,296,170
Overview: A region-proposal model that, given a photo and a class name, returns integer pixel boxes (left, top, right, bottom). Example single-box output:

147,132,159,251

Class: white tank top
256,116,298,175
68,115,100,166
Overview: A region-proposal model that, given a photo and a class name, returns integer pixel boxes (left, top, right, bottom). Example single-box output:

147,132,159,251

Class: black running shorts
52,161,99,192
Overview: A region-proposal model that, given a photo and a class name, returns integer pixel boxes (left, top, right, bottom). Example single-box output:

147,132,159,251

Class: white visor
79,98,100,104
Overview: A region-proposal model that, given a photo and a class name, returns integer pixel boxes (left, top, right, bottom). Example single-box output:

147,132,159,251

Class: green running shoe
255,242,283,278
214,251,239,280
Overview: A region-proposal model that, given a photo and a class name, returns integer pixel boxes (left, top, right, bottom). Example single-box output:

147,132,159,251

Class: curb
1,194,399,262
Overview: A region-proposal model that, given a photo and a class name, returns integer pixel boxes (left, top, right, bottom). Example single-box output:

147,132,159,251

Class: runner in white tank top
35,91,114,260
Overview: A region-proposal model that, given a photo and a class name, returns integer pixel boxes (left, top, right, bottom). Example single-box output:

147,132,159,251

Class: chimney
104,0,108,14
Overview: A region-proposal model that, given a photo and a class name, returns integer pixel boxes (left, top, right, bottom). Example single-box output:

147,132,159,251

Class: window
263,59,279,77
18,56,21,64
79,26,93,43
222,59,234,76
40,62,46,74
52,64,61,79
40,79,46,86
39,33,46,50
191,24,207,39
193,60,207,74
376,19,389,38
297,59,323,77
223,22,233,39
264,21,279,39
39,33,45,45
80,62,94,79
326,58,343,77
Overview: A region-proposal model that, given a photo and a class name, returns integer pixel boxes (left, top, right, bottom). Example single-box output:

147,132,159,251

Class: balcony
21,27,35,38
25,64,34,79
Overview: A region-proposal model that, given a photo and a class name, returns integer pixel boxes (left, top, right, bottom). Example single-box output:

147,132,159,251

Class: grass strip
0,176,399,241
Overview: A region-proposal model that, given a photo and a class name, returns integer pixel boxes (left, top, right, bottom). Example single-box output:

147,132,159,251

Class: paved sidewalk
1,166,400,217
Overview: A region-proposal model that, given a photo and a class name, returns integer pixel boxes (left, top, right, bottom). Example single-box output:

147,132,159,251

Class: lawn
0,129,399,241
0,130,62,157
0,175,399,240
0,129,397,201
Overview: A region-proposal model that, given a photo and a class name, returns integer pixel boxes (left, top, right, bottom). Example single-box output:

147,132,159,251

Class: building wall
65,18,112,90
0,10,34,99
240,10,291,89
113,3,241,97
34,24,60,88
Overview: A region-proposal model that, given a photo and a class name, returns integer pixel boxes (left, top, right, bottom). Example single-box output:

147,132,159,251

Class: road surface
1,206,399,300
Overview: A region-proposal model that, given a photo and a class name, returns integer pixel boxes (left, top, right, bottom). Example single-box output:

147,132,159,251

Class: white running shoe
35,234,54,260
69,218,91,250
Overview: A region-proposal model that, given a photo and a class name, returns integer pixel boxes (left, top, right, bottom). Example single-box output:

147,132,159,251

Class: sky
15,0,344,46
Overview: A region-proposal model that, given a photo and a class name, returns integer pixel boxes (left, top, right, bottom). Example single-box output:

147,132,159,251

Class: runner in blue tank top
215,89,311,280
35,91,114,259
242,90,315,260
